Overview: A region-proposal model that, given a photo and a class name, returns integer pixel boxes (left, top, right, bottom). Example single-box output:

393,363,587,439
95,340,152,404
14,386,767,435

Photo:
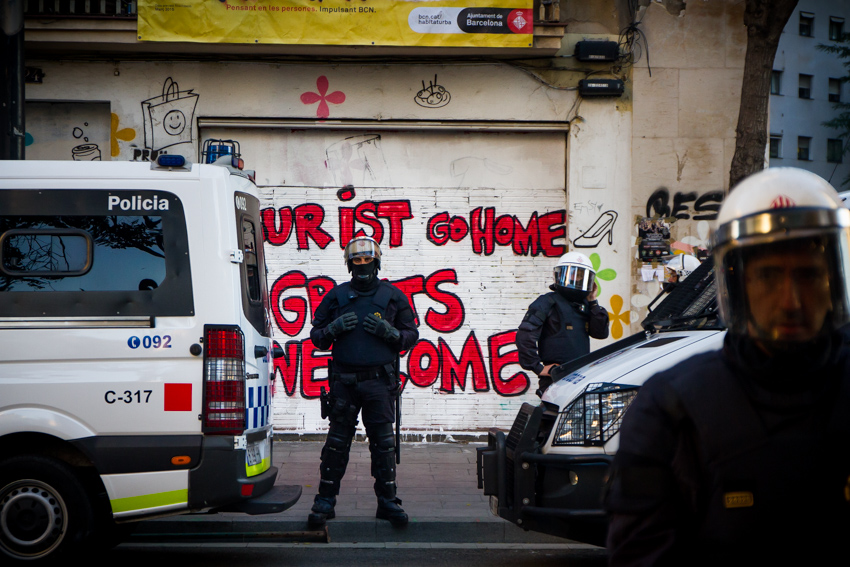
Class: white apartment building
770,0,850,187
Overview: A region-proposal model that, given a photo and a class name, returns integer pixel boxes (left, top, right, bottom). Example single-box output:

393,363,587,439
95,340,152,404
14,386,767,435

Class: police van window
242,219,261,302
0,216,165,292
1,229,92,276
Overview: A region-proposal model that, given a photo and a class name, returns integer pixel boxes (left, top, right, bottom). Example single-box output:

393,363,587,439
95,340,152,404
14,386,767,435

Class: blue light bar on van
157,155,186,168
150,154,192,172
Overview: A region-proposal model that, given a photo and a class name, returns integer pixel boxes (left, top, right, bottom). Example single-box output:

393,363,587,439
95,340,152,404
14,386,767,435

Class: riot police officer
516,252,610,395
605,168,850,564
307,236,418,528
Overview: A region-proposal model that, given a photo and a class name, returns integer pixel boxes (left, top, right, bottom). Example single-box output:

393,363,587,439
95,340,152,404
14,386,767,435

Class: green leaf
590,253,601,271
597,268,617,281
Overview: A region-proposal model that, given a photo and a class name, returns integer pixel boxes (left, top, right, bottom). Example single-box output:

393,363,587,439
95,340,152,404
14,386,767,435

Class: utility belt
330,362,396,386
332,367,384,385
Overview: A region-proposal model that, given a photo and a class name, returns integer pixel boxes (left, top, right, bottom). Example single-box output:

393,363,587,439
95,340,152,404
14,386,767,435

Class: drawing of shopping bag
142,77,199,152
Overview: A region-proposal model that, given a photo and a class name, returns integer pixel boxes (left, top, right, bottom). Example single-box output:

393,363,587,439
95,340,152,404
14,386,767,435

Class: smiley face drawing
163,110,187,136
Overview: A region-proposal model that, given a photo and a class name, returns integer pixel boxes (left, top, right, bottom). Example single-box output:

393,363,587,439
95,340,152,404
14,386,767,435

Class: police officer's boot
308,422,354,527
368,423,408,527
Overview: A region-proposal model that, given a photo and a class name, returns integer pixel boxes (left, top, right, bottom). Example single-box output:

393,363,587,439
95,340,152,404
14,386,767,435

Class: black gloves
364,312,400,343
327,312,358,338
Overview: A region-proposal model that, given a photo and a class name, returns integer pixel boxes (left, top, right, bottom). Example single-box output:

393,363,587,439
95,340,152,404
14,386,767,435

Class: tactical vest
331,281,397,368
538,292,591,365
669,353,850,550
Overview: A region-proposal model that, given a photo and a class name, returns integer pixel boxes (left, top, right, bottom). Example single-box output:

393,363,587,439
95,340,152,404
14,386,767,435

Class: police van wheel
0,455,94,562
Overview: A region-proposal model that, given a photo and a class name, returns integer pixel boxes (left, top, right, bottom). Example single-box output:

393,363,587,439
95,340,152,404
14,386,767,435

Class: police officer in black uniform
307,236,418,528
517,251,610,395
604,168,850,564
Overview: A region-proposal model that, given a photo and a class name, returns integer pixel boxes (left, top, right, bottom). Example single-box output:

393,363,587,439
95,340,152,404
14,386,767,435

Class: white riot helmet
665,254,701,281
711,167,850,348
344,236,381,270
344,236,382,286
553,252,596,301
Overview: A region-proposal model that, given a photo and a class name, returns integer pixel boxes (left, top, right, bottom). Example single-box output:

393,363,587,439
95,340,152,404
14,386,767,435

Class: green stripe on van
110,489,188,514
246,456,270,477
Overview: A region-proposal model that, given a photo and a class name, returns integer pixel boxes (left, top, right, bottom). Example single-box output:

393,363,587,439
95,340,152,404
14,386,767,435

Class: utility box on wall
578,79,625,97
574,41,620,62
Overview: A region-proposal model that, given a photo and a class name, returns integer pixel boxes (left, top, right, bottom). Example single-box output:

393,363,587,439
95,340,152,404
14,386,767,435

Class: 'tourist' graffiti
269,269,529,399
261,200,566,256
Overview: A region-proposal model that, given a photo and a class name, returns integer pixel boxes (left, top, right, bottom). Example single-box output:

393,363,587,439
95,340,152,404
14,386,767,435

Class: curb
130,516,569,545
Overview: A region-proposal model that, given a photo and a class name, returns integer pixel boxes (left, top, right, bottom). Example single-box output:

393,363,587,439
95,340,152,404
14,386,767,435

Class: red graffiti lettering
424,269,464,333
272,340,300,397
537,210,567,257
354,202,383,242
270,271,308,336
470,207,496,255
392,275,425,325
339,200,412,247
261,207,293,246
427,212,450,245
377,201,412,247
494,214,514,246
513,212,566,257
306,276,336,321
488,330,529,396
408,339,440,388
301,339,331,398
427,212,470,245
426,208,565,257
294,204,334,250
439,333,489,393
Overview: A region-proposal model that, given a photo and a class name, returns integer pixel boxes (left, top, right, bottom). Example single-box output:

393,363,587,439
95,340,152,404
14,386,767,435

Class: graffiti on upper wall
644,188,724,221
414,75,451,108
111,113,136,158
573,210,617,248
71,122,102,161
137,77,198,161
450,157,513,187
301,75,346,120
325,134,389,187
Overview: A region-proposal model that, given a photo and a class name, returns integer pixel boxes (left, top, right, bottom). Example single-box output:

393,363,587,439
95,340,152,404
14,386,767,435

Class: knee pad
366,423,396,485
320,422,356,484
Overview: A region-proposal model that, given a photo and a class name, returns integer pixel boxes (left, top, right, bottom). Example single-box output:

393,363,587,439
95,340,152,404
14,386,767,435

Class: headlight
552,382,639,446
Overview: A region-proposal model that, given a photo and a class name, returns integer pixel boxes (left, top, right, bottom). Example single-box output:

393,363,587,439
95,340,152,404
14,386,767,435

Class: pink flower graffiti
300,76,346,119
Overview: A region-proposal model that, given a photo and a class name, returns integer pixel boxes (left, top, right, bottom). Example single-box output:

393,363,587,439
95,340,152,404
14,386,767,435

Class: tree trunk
729,0,799,190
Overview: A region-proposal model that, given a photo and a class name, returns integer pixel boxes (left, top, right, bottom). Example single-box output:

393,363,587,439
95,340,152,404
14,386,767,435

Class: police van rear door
233,187,274,477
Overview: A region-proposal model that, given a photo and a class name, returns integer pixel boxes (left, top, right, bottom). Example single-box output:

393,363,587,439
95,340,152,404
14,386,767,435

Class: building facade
770,0,850,186
13,0,746,435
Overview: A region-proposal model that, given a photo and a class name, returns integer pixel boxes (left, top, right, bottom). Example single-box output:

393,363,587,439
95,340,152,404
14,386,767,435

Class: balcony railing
25,1,561,23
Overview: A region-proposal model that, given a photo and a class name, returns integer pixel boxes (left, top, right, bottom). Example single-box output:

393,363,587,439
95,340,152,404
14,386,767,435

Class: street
103,542,608,566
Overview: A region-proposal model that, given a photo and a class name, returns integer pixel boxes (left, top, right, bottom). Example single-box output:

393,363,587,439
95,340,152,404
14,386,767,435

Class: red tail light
203,325,246,435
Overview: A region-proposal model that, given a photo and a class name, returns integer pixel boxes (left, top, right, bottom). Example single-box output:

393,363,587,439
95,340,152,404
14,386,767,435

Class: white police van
477,259,724,546
0,155,300,561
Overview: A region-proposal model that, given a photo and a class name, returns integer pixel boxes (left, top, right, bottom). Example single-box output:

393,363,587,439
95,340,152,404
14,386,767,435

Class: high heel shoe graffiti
573,210,617,248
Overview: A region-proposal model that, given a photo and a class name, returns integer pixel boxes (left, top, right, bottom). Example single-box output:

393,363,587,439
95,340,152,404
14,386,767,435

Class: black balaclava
550,284,589,304
349,259,379,292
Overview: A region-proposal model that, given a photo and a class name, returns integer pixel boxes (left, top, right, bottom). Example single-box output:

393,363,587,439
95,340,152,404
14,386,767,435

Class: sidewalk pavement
131,441,594,546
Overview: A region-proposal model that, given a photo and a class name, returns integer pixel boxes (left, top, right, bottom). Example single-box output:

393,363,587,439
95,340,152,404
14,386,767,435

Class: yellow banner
138,0,534,47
